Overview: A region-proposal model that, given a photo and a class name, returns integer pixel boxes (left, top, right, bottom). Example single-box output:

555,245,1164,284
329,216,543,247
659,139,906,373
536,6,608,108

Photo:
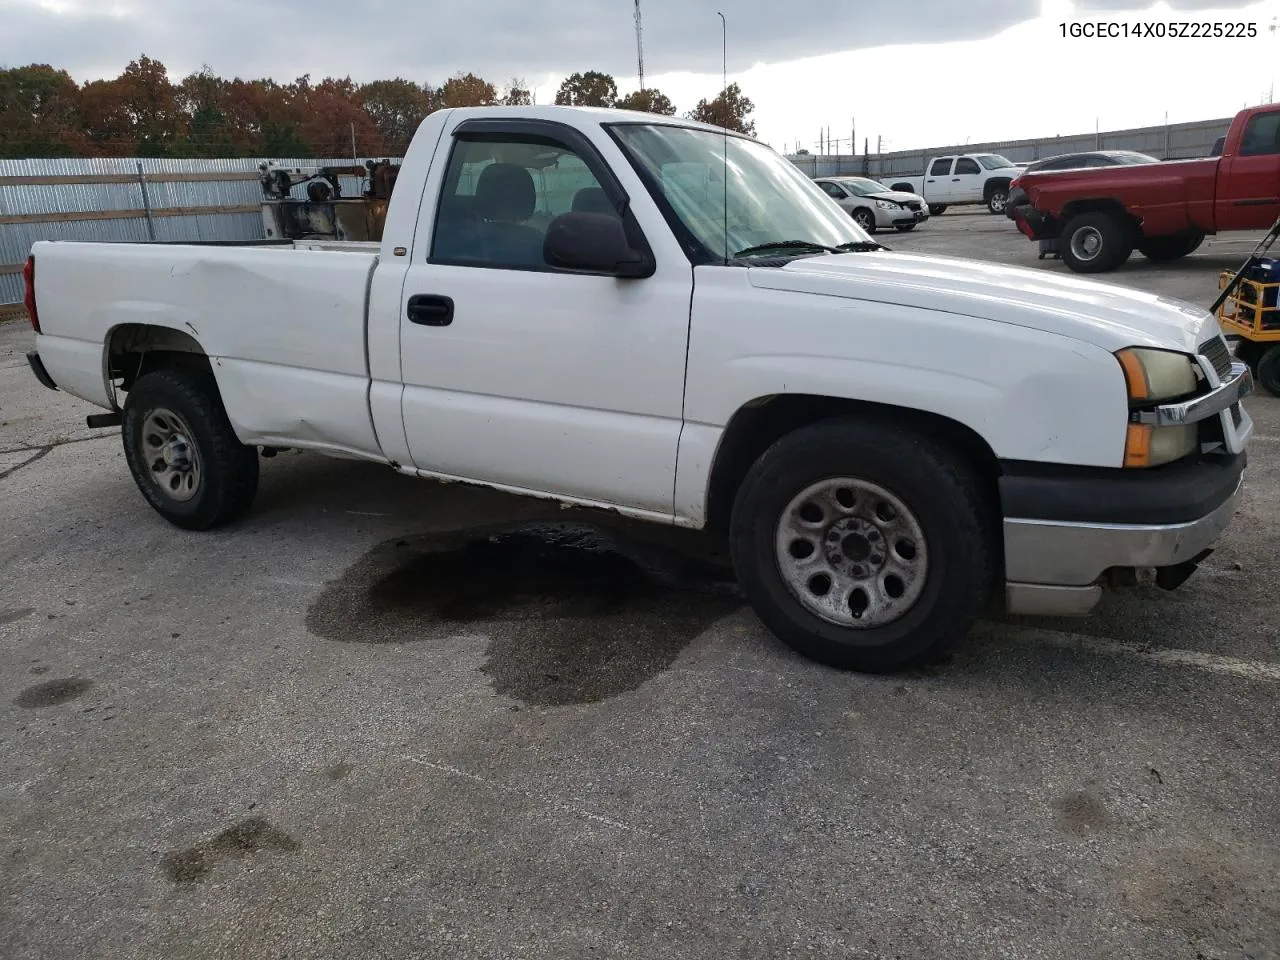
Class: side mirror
543,212,653,278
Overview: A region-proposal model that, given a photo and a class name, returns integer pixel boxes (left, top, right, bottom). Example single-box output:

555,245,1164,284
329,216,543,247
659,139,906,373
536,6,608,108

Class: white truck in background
884,153,1027,215
22,105,1252,672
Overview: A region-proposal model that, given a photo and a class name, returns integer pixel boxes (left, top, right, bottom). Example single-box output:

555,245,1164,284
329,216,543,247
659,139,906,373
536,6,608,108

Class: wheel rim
1069,226,1104,262
989,191,1007,212
854,211,873,229
774,478,929,629
141,407,202,503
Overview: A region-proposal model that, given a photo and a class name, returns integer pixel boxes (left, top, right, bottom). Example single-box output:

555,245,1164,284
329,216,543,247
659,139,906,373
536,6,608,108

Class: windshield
977,154,1017,169
840,178,889,197
610,123,873,261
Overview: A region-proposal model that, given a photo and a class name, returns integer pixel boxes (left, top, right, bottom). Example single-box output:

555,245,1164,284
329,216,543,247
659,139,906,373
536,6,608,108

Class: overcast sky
2,0,1277,153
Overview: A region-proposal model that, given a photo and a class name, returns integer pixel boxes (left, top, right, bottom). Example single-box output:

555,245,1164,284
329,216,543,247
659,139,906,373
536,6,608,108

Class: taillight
22,256,39,333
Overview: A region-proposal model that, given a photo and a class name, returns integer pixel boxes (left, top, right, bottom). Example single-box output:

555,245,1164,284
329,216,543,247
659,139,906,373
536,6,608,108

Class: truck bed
32,240,383,459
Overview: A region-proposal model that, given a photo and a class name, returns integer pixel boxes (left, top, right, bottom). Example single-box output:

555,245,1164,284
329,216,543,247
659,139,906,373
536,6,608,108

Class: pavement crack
0,446,52,481
0,433,118,456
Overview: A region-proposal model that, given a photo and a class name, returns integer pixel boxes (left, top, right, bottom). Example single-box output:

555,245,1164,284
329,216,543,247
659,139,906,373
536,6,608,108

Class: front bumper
1001,353,1251,618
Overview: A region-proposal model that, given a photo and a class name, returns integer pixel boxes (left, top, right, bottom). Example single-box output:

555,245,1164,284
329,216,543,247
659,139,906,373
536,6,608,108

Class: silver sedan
814,177,930,233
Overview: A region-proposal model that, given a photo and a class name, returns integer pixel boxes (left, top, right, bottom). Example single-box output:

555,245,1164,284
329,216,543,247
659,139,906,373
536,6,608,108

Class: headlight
1115,347,1201,467
874,199,900,210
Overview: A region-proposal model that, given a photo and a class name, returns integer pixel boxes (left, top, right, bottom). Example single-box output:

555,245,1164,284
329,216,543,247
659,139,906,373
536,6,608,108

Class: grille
1199,336,1232,381
905,201,923,211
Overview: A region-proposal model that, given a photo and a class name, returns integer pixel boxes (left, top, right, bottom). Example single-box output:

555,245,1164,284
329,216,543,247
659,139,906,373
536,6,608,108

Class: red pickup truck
1009,104,1280,273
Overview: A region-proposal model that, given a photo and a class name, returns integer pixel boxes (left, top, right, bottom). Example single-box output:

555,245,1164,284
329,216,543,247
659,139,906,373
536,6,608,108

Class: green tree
0,64,85,157
554,71,617,107
502,78,533,106
360,78,434,151
616,88,675,116
687,83,756,136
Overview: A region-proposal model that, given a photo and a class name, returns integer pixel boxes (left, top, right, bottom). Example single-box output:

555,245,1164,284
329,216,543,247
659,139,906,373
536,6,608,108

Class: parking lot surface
3,214,1278,960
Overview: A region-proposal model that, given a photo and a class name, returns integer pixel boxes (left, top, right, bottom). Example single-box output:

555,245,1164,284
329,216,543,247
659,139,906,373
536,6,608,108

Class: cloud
0,0,1042,84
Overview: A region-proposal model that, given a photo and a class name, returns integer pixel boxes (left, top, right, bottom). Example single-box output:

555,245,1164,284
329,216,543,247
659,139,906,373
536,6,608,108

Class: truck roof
434,104,742,139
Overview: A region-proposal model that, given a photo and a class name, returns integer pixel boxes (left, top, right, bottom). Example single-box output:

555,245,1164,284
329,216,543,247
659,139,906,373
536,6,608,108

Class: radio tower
634,0,646,91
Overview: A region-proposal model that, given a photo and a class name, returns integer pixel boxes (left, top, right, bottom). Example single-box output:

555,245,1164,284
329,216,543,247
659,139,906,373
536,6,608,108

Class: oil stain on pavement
161,818,300,885
306,521,742,706
14,677,94,708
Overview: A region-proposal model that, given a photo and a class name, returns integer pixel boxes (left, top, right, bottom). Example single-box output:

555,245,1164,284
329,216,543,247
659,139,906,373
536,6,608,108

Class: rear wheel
122,367,260,530
852,208,877,233
928,204,948,216
1137,233,1204,262
1058,211,1133,273
986,187,1010,215
729,419,993,672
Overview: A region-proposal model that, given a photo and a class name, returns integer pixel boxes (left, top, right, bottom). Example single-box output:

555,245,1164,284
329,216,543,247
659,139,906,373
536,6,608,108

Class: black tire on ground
122,367,260,530
851,208,876,233
895,223,917,232
1233,338,1265,375
1137,233,1205,262
986,187,1010,215
928,204,947,216
1256,346,1280,397
1058,211,1133,273
728,419,994,673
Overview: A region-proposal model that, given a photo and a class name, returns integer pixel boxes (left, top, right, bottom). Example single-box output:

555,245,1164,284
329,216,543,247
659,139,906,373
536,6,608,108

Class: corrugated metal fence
0,157,380,314
786,117,1233,180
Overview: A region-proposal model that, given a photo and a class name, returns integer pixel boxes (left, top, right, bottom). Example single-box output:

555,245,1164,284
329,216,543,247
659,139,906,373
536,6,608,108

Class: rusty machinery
258,160,400,242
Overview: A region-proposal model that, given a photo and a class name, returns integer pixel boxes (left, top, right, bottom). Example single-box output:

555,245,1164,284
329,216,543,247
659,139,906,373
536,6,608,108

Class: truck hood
748,251,1218,353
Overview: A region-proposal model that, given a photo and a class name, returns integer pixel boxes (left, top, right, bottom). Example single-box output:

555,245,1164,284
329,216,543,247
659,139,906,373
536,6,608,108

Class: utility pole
634,0,646,91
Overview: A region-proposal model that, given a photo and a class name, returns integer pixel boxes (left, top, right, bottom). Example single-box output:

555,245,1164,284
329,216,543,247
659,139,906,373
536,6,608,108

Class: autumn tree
117,55,187,155
178,66,237,156
439,72,497,108
359,78,434,151
688,83,756,136
80,77,137,155
554,71,617,107
502,78,533,106
0,65,85,157
616,88,675,116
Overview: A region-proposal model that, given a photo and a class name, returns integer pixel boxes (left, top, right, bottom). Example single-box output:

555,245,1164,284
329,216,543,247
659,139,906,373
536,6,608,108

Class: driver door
950,157,984,202
396,117,694,517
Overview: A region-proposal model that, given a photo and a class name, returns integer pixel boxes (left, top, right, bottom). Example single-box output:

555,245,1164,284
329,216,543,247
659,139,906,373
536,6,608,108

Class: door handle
407,294,454,326
952,178,961,181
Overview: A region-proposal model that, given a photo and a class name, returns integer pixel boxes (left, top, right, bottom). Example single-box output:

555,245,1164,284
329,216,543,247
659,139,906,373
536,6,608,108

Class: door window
820,182,847,198
954,157,981,175
929,158,953,177
431,137,621,268
1240,112,1280,157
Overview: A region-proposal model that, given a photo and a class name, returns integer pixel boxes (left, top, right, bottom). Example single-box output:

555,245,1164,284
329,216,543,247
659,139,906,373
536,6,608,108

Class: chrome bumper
1137,360,1252,431
1004,474,1244,617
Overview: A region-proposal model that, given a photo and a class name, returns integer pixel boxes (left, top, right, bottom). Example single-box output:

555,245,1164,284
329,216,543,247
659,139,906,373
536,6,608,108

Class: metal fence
785,116,1234,181
0,157,380,312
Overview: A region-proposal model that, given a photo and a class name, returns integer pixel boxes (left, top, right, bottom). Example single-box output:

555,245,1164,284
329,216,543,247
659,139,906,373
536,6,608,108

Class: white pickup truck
22,105,1254,672
885,153,1027,215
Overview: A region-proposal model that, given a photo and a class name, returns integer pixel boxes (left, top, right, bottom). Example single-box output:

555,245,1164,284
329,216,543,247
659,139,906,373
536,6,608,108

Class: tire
851,208,877,233
729,419,994,673
928,204,947,216
1137,233,1205,262
1058,211,1133,273
986,186,1010,215
1256,346,1280,397
122,367,260,530
895,223,917,232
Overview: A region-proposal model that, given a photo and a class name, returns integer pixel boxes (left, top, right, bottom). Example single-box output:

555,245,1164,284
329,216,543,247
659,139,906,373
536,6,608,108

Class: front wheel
122,367,260,530
1256,346,1280,397
729,420,994,672
852,208,877,233
928,204,947,216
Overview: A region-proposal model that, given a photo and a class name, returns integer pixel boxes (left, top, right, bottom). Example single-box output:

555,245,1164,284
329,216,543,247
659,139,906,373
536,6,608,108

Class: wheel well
983,178,1012,199
1059,198,1134,225
106,323,212,396
704,394,1001,533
